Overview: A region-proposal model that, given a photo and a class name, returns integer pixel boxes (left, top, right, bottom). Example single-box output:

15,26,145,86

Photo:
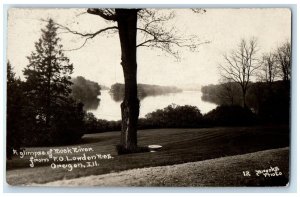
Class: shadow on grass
115,145,150,155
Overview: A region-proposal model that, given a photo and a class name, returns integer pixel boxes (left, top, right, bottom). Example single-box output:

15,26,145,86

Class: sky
7,8,291,87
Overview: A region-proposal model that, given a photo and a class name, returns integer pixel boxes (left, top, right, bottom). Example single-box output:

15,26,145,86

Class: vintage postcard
5,7,291,187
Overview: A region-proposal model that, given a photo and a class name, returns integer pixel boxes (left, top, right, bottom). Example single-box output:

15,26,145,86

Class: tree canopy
21,19,84,146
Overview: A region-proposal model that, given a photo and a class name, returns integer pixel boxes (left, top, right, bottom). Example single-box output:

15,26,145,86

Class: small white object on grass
148,145,162,152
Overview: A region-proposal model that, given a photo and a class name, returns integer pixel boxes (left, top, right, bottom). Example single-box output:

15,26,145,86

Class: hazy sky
7,8,291,87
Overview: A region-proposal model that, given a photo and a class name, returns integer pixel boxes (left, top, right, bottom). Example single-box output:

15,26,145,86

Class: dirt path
33,147,289,187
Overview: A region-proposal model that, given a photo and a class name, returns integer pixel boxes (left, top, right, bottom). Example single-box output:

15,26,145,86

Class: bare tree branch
274,41,291,81
219,38,260,107
56,23,118,38
87,8,117,21
257,52,279,83
47,19,118,51
75,11,88,17
53,9,209,57
191,9,207,14
63,37,91,51
135,9,210,59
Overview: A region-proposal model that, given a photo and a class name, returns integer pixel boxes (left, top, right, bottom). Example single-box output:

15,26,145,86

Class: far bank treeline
109,83,182,101
201,80,290,123
71,79,182,109
71,80,183,110
70,76,101,110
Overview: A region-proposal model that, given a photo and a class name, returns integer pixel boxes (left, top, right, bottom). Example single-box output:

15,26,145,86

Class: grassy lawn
6,125,290,185
37,147,289,187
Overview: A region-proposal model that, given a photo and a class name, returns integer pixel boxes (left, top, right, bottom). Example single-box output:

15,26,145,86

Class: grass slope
36,147,289,187
6,125,289,185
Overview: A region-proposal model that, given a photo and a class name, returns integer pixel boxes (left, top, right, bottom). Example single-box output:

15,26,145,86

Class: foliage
46,101,85,145
84,112,121,133
252,82,290,123
6,62,26,158
83,105,204,133
84,101,286,134
203,105,256,126
71,76,101,110
201,82,242,106
18,19,84,146
109,83,124,102
143,104,203,128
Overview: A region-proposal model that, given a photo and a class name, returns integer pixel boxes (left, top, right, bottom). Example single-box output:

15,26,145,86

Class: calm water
89,90,217,121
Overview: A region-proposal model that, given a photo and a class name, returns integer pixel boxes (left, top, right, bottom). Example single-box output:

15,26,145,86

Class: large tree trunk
116,9,140,152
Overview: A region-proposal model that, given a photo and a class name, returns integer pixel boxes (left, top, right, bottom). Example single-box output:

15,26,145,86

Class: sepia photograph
5,7,292,187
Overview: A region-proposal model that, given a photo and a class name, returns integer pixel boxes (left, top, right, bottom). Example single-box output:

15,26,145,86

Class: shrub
141,104,203,128
48,101,85,145
84,105,203,133
84,112,121,133
257,83,290,123
203,105,256,126
22,100,85,146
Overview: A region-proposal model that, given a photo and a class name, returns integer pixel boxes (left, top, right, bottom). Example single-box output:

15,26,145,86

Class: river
88,90,217,121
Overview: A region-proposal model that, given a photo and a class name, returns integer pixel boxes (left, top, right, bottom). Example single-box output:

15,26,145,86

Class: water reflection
83,98,100,110
109,83,182,102
89,90,217,121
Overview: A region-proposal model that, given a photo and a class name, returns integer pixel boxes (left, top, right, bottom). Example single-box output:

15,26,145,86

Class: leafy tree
109,83,125,102
7,62,24,158
23,19,84,145
71,76,101,110
24,18,73,127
